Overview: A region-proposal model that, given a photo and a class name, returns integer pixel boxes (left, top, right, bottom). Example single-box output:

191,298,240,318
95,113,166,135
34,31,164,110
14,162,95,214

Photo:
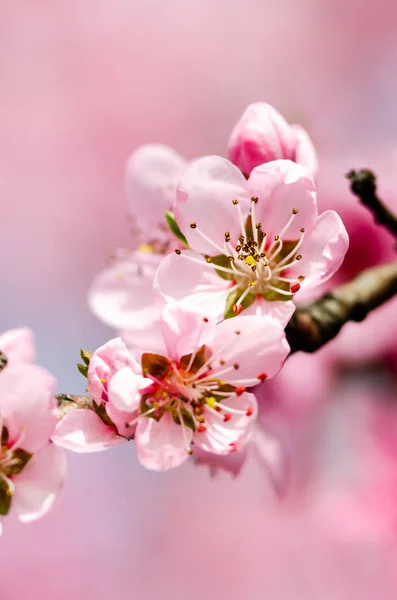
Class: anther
225,231,231,242
236,245,242,252
186,447,194,455
232,304,243,315
251,265,257,272
203,317,209,322
197,425,207,433
190,222,197,229
298,275,305,281
233,363,239,370
235,386,246,396
256,223,261,229
300,228,305,233
292,208,299,214
274,235,279,241
175,249,181,255
223,413,232,422
227,256,234,262
205,255,212,263
235,330,241,335
251,196,259,203
232,199,239,205
257,372,267,381
246,406,254,417
296,254,302,260
291,283,301,294
219,359,225,365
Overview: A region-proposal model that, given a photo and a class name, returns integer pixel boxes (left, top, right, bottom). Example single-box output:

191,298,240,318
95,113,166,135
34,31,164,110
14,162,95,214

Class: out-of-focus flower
0,328,35,365
88,145,188,351
55,303,289,471
227,102,318,177
0,363,66,534
156,157,348,325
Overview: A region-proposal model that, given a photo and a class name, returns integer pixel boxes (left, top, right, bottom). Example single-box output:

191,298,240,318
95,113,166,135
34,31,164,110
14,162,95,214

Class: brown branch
346,169,397,239
286,261,397,353
0,352,8,372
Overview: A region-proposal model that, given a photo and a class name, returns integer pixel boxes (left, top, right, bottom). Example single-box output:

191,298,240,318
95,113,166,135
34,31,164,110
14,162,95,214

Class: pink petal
126,144,186,228
193,445,247,477
87,337,138,405
154,250,230,315
210,315,290,385
107,367,147,412
0,328,35,365
227,102,296,175
105,400,139,438
160,301,216,360
88,254,164,330
52,409,123,453
287,210,349,290
135,412,192,471
12,443,67,523
194,391,257,455
250,426,290,497
248,159,318,240
243,296,296,327
0,364,57,453
174,156,250,254
121,321,167,355
291,124,318,177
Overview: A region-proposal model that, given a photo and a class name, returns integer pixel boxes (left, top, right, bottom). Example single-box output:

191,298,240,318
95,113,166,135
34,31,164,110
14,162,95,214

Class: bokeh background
2,1,397,598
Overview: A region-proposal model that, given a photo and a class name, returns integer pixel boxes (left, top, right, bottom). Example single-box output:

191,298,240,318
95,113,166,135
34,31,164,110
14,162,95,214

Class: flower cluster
0,102,349,533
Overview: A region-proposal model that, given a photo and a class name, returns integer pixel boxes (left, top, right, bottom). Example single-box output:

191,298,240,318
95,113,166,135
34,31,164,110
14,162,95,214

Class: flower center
0,420,31,515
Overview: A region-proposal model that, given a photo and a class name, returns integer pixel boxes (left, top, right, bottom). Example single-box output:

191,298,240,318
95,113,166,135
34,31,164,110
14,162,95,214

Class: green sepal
1,426,9,446
171,403,196,432
92,402,115,427
224,286,255,319
0,478,12,516
211,255,235,281
77,363,88,378
80,349,93,366
141,353,171,380
3,448,32,476
180,345,208,374
165,211,188,247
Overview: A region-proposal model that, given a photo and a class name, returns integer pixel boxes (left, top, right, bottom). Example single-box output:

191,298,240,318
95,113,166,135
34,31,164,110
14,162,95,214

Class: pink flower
52,338,150,452
88,145,187,350
0,364,66,533
155,157,349,326
227,102,318,177
0,328,35,366
55,303,289,471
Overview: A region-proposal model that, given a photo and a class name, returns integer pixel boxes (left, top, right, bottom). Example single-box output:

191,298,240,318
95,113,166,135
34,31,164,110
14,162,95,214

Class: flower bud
227,102,317,176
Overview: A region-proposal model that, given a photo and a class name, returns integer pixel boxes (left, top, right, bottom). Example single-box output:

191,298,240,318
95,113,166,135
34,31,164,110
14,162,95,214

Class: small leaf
141,353,171,380
180,345,208,374
92,403,116,427
77,363,88,378
80,349,93,366
165,211,188,246
224,286,255,319
0,478,12,516
3,448,32,476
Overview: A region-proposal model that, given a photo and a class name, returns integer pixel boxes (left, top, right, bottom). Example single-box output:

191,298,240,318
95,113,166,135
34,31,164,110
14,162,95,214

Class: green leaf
224,286,255,319
80,349,93,366
77,363,88,378
92,402,116,427
165,211,188,246
3,448,32,476
210,255,235,281
0,478,12,516
180,345,208,374
141,353,171,380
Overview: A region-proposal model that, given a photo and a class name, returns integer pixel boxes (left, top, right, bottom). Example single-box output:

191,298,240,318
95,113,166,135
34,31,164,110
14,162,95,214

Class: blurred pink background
2,1,397,598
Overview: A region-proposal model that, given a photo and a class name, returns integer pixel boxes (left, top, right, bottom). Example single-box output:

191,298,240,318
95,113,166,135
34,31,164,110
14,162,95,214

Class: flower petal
174,156,250,254
126,144,186,227
250,425,290,497
0,328,35,365
243,297,295,327
107,367,147,413
12,443,67,523
209,315,290,385
88,254,164,330
154,250,230,315
52,409,123,453
291,124,318,177
194,392,257,455
135,412,192,471
286,210,349,290
248,159,318,240
0,364,57,453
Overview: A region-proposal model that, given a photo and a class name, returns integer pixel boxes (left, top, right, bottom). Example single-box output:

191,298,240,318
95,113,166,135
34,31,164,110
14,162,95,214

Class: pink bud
227,102,317,176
